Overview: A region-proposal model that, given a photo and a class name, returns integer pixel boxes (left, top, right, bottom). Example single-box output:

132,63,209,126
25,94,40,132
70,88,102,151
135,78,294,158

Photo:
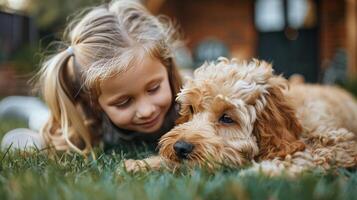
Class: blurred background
0,0,357,98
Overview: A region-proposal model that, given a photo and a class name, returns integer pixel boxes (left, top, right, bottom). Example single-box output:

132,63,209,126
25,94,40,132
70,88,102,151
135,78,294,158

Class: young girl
1,0,183,156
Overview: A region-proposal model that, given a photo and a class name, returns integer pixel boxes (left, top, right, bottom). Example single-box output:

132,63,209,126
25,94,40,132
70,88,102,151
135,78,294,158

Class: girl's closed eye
148,83,161,94
116,97,132,108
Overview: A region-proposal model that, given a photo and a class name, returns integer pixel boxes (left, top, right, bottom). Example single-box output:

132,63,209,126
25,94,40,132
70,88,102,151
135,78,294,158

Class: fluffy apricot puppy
125,58,357,176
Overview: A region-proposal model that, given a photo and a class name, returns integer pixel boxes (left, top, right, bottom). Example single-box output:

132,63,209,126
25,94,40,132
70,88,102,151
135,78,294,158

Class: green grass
0,120,357,200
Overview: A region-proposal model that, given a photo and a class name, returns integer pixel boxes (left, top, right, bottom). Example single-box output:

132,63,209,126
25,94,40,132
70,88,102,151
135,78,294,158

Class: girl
1,0,183,156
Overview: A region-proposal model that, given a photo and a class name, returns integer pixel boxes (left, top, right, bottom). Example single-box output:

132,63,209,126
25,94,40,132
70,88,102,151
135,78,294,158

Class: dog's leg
305,127,357,169
238,159,309,177
239,151,316,177
124,156,169,173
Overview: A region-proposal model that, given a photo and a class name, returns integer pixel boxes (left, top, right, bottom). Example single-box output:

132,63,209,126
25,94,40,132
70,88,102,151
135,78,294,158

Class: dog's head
159,58,305,168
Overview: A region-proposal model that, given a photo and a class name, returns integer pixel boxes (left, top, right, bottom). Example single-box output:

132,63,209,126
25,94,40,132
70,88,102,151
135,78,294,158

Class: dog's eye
219,114,235,124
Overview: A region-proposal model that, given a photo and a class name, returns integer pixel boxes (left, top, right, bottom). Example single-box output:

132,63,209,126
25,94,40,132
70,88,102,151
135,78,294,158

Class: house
146,0,357,83
0,10,37,96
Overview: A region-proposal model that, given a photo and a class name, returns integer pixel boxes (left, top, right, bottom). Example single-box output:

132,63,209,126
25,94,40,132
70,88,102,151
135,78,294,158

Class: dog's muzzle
173,140,194,159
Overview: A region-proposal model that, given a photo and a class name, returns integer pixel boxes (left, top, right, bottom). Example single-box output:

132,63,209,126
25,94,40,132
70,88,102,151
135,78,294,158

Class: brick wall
0,65,31,96
157,0,351,76
159,0,256,60
319,0,347,70
346,0,357,77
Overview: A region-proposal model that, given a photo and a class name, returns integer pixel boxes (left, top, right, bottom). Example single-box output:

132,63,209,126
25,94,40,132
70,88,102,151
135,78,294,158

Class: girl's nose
136,101,155,119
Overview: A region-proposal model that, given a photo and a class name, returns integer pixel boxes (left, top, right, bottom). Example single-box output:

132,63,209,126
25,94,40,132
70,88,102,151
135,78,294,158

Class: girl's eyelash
148,84,160,93
115,83,161,107
116,98,131,108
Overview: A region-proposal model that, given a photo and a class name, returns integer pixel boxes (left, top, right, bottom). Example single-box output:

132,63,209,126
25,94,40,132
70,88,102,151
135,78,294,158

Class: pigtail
39,49,93,155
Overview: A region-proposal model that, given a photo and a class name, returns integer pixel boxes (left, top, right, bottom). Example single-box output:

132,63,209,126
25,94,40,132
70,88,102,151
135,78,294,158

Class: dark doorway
255,0,319,82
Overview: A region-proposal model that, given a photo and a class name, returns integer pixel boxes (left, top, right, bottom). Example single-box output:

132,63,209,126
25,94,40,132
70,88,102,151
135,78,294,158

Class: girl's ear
253,86,305,160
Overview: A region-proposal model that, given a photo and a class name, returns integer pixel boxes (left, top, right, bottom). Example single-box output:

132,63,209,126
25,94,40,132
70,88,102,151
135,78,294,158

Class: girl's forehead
114,54,165,80
98,54,168,94
85,46,162,88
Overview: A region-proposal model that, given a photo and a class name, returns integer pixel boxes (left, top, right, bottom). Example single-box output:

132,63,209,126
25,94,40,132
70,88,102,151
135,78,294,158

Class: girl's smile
135,112,162,128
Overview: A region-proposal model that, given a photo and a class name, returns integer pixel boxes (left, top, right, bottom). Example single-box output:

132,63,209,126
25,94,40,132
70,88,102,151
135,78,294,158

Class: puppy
125,58,357,176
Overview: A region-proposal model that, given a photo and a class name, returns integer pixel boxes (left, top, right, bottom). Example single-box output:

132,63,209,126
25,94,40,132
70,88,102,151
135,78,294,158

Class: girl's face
98,54,172,134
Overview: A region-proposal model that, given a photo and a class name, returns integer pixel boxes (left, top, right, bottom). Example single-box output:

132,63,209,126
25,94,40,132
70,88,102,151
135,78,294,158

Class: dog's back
286,84,357,134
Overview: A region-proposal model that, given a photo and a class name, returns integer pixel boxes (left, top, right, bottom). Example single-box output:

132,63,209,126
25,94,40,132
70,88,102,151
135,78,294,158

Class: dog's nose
173,140,194,159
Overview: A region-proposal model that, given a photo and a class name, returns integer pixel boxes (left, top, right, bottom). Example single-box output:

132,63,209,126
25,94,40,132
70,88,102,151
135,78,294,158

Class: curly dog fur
125,58,357,176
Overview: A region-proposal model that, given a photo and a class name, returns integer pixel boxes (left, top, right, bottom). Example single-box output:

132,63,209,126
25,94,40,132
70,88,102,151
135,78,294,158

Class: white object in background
0,96,50,131
255,0,285,32
0,128,45,151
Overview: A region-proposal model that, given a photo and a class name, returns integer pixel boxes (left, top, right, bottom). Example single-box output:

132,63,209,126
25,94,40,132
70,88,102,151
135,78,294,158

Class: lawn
0,119,357,200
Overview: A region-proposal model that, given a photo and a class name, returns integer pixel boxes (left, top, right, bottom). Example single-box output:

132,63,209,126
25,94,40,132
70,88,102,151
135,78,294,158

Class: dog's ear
175,112,191,125
253,85,305,160
175,103,194,125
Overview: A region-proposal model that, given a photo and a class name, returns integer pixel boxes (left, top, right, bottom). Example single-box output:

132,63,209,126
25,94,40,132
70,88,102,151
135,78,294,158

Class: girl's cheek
157,82,172,107
109,107,134,126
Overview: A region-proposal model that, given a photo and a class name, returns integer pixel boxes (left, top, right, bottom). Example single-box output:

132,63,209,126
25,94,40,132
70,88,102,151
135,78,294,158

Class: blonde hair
37,0,183,155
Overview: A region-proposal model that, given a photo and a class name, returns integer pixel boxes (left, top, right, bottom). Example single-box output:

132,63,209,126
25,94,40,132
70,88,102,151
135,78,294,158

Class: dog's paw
124,156,164,173
124,159,147,173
